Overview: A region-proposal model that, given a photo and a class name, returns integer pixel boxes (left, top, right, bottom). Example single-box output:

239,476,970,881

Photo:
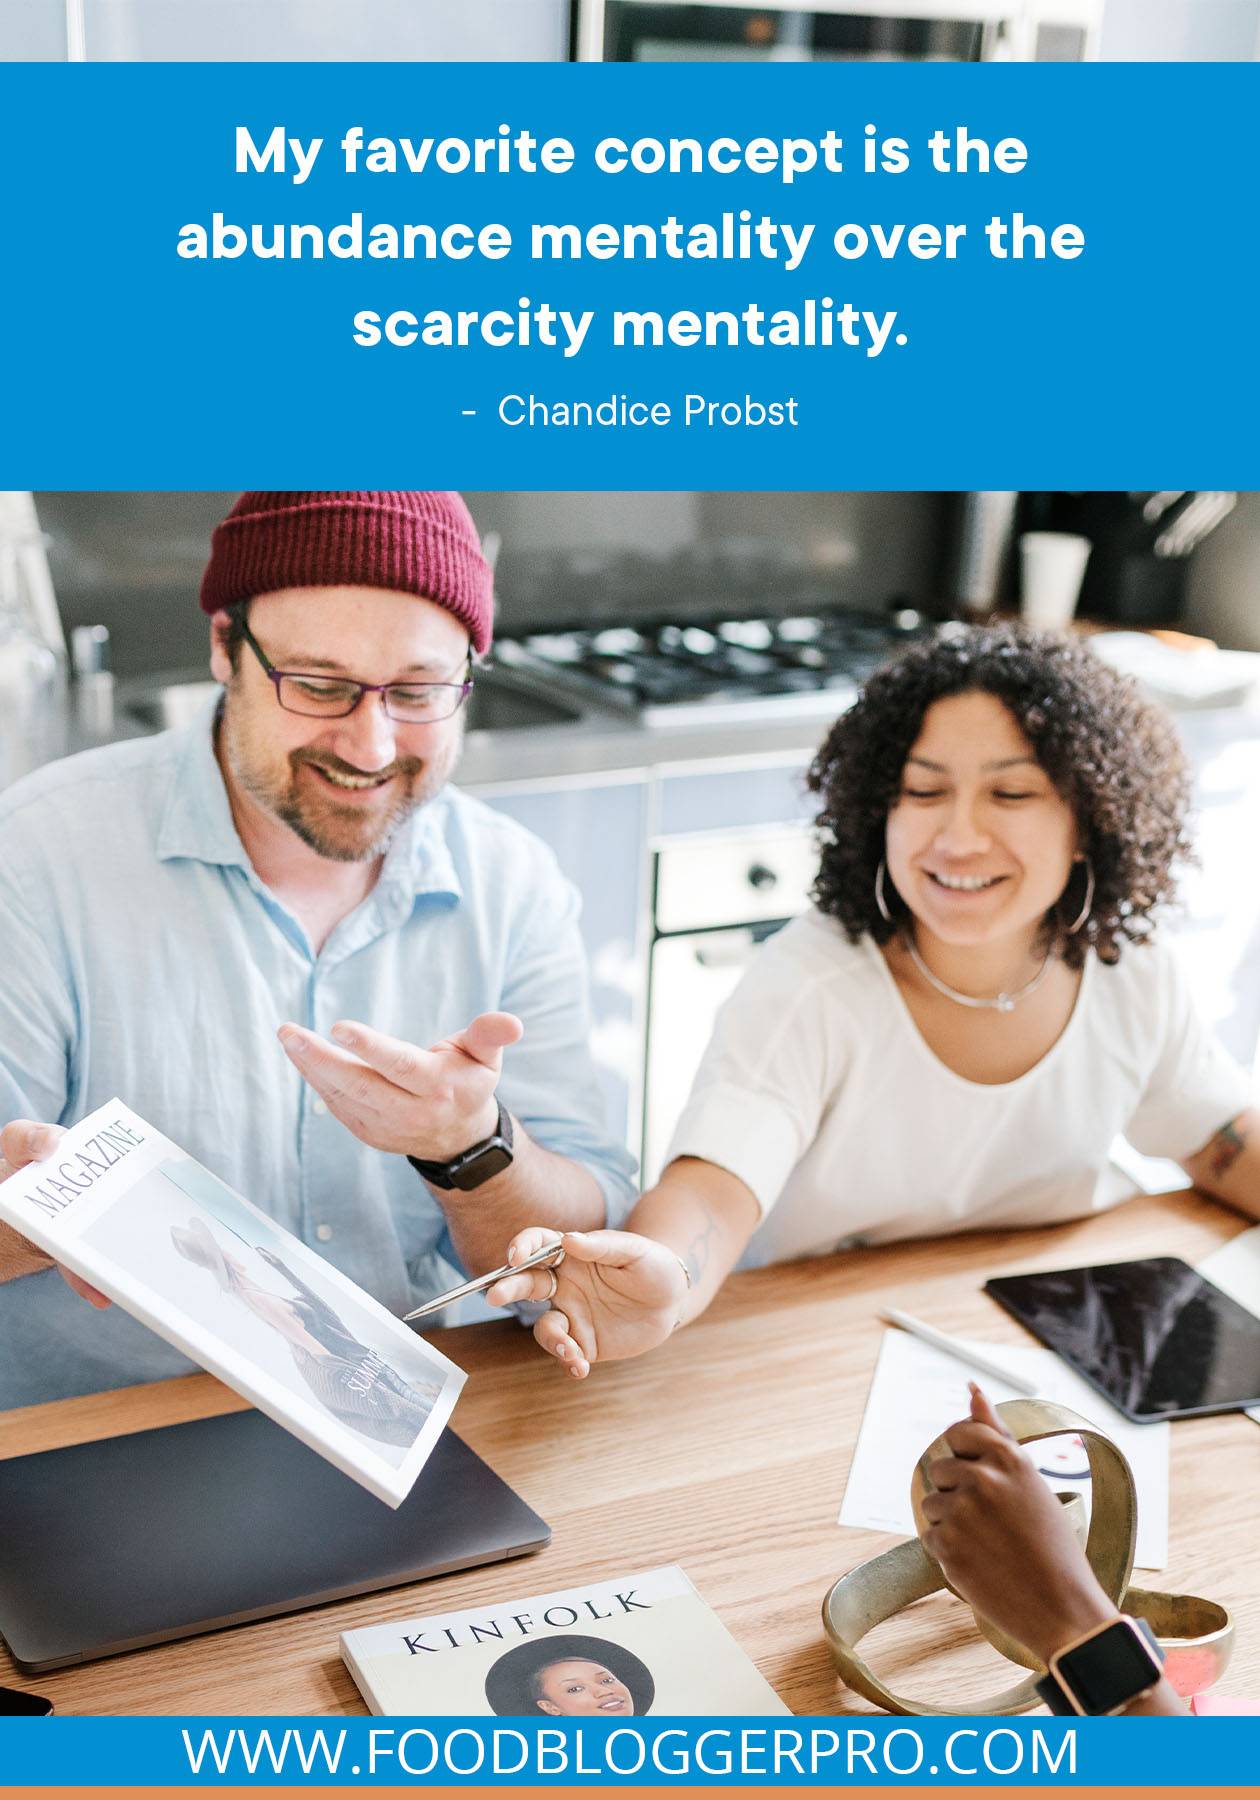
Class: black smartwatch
407,1099,515,1192
1035,1615,1164,1716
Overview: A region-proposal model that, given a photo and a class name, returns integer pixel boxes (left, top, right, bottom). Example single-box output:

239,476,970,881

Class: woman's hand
485,1227,689,1377
918,1384,1121,1665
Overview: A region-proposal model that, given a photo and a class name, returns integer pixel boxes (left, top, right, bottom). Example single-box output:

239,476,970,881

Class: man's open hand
277,1012,523,1162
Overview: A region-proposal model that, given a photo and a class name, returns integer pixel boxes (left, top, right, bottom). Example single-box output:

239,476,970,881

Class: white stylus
402,1241,565,1325
879,1307,1038,1396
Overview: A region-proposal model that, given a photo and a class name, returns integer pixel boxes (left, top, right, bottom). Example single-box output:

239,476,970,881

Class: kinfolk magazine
0,1098,464,1506
341,1566,789,1715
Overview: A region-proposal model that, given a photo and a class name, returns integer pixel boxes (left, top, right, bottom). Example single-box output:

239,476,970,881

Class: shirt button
315,1223,334,1243
312,1099,328,1116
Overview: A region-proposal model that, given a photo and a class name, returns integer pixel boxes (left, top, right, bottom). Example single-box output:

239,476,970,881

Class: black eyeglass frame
235,613,474,722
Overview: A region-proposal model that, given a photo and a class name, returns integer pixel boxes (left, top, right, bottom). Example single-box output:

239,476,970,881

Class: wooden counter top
2,1191,1255,1716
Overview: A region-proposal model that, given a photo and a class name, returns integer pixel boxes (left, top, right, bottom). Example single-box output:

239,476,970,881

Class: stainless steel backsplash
34,491,953,678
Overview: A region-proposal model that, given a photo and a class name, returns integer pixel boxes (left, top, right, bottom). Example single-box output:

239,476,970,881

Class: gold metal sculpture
822,1397,1232,1714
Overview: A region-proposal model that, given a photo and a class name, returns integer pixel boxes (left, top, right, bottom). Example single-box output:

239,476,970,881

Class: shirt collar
377,793,463,910
154,695,464,906
155,695,251,870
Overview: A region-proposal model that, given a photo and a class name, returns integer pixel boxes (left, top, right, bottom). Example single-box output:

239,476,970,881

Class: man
0,491,635,1408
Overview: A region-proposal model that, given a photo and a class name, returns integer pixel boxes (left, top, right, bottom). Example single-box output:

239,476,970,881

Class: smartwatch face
1058,1621,1158,1714
450,1143,515,1191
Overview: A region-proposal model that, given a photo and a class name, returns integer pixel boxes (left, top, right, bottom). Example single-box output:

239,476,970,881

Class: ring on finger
542,1268,559,1303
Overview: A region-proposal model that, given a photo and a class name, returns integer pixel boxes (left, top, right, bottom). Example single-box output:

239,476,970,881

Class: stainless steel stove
491,605,928,727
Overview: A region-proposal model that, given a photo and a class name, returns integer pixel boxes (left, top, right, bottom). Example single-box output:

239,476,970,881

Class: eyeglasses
236,616,473,723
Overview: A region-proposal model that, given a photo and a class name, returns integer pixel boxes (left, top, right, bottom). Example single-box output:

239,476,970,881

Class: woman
488,625,1259,1375
171,1218,440,1446
483,1634,653,1717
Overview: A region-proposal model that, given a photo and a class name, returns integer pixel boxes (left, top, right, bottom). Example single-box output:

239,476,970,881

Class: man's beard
223,711,461,863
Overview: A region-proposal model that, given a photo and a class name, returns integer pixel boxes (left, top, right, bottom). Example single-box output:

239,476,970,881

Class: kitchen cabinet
656,758,814,838
75,0,569,59
578,0,1103,62
477,752,819,1171
472,749,818,1185
1099,0,1260,59
479,774,651,1153
0,3,67,57
643,758,816,1176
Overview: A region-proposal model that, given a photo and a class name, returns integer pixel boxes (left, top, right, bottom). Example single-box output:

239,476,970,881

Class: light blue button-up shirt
0,706,637,1407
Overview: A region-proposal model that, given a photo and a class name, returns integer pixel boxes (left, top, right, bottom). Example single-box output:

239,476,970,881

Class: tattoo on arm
1207,1117,1248,1180
684,1208,719,1286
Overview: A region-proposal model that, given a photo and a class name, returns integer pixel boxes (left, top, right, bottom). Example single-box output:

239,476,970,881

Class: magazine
340,1565,789,1715
0,1098,464,1508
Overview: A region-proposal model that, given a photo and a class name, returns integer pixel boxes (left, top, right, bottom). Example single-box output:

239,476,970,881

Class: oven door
642,824,816,1181
579,2,1098,64
643,922,792,1184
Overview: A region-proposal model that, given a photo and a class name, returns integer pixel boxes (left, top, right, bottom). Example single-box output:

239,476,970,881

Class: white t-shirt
666,911,1253,1267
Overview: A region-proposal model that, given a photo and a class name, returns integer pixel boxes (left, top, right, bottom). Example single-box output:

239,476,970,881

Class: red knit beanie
200,492,494,654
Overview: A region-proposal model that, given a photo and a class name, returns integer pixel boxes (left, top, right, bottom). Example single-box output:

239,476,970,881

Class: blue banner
0,1715,1255,1786
0,62,1255,489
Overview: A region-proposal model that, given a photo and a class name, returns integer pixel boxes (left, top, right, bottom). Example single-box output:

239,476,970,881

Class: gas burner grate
495,606,928,716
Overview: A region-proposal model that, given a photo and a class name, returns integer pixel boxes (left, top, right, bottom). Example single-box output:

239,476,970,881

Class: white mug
1018,531,1093,631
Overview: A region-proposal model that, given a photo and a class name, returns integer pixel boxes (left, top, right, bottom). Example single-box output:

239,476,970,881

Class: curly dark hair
807,624,1192,968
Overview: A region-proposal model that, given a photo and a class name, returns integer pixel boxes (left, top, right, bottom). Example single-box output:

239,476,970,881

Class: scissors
402,1239,565,1325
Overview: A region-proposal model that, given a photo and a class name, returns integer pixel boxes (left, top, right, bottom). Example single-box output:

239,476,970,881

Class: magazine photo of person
87,1148,459,1474
169,1215,442,1452
483,1632,654,1716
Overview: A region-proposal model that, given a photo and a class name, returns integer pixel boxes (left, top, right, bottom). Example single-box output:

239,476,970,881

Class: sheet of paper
839,1328,1169,1569
1198,1226,1260,1426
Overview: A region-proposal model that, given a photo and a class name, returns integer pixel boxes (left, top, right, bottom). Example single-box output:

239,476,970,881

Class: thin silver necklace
903,933,1052,1013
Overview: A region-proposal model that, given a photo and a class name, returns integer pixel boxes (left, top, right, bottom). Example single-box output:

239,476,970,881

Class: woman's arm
485,1157,760,1375
628,1156,761,1326
922,1386,1186,1716
1181,1105,1260,1220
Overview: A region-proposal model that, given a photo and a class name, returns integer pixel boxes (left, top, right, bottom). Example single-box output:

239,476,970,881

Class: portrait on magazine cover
484,1633,655,1716
81,1155,445,1466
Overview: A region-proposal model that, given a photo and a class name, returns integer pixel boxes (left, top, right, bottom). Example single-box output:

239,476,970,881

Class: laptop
0,1409,549,1673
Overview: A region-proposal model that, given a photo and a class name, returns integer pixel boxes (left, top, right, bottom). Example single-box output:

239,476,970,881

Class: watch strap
407,1099,514,1191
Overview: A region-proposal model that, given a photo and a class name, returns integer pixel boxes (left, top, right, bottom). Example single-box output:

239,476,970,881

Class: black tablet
984,1255,1260,1423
